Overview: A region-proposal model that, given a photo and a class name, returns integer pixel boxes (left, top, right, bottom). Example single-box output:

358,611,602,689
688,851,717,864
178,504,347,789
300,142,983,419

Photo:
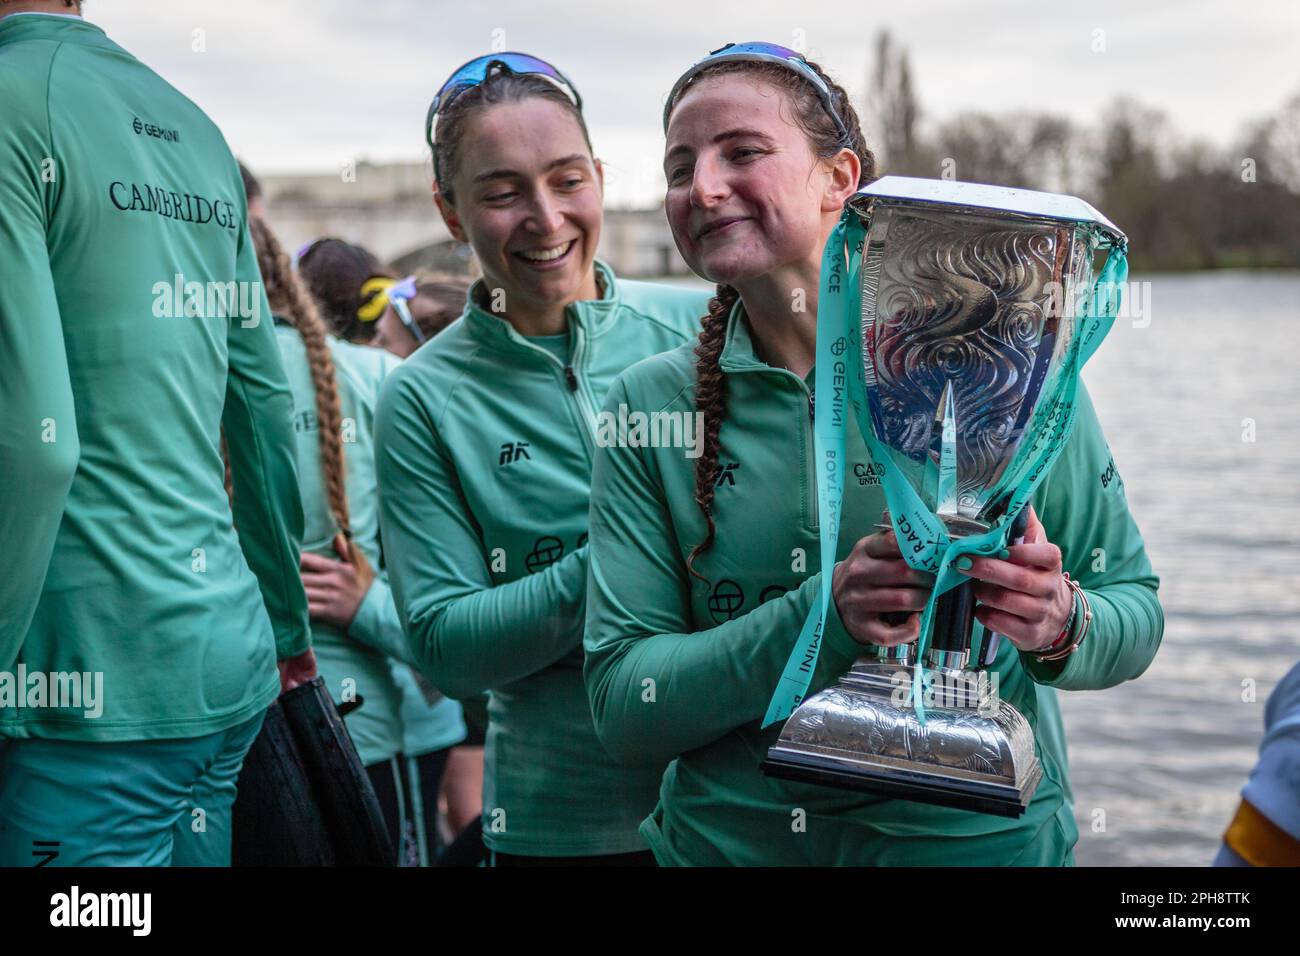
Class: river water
1059,270,1300,866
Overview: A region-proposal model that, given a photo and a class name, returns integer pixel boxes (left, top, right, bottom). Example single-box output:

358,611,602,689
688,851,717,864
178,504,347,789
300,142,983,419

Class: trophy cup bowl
761,177,1125,818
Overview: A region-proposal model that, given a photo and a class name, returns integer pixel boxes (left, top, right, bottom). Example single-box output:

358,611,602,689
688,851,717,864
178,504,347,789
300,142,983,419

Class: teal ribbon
762,208,1128,728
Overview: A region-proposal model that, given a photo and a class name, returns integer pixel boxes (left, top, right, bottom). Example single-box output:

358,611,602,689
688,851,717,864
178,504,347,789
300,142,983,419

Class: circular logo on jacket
708,579,745,624
525,536,565,573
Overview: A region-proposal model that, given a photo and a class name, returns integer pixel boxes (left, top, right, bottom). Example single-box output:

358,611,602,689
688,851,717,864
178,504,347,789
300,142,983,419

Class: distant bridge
265,199,454,272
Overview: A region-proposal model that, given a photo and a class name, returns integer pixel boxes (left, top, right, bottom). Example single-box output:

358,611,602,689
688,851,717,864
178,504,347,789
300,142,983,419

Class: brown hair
432,71,593,204
403,273,472,340
667,58,878,581
247,214,373,582
296,238,395,344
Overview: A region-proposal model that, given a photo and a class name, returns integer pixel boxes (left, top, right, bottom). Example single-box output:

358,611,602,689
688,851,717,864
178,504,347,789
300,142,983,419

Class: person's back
0,8,311,866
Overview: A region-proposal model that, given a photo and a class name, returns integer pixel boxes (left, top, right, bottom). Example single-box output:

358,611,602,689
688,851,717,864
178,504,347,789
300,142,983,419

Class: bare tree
859,37,1298,269
867,30,922,174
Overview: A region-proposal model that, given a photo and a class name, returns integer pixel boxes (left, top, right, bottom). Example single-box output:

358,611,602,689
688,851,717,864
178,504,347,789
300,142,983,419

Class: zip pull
808,390,815,423
564,365,579,392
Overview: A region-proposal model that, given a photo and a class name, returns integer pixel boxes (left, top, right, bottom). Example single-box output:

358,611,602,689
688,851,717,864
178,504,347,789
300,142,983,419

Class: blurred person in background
296,236,396,345
1215,661,1300,866
371,273,469,358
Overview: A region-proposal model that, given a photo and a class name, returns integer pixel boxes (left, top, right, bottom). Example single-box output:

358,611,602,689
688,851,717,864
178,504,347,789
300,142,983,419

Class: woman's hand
440,745,485,834
832,511,936,646
300,534,372,631
277,647,318,694
955,505,1074,653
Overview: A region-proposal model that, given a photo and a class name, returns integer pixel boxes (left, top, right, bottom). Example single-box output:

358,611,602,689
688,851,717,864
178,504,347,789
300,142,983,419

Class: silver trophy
762,177,1126,817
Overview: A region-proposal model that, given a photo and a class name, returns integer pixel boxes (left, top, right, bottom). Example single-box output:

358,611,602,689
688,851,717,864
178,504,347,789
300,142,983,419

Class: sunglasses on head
662,41,852,148
425,52,583,153
384,275,426,345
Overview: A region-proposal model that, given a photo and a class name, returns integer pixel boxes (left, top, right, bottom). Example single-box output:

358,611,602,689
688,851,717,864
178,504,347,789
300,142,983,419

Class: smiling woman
581,42,1163,866
429,64,603,337
374,52,710,866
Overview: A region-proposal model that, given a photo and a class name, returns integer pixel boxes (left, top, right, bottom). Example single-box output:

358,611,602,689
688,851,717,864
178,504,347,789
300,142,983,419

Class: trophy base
761,659,1043,819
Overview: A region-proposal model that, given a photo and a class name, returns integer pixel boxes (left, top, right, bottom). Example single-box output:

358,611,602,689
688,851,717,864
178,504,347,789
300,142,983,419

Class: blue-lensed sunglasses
425,52,583,151
662,41,852,147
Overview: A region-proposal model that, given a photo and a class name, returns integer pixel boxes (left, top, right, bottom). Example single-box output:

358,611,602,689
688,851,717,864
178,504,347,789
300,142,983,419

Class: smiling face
435,99,603,316
664,74,848,286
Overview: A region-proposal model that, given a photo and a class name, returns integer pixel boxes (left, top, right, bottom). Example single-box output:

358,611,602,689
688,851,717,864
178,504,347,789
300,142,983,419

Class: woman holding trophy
374,52,708,865
583,42,1164,865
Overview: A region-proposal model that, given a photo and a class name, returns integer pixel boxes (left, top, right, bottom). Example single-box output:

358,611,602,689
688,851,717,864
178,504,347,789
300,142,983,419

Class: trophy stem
870,642,913,666
927,579,977,670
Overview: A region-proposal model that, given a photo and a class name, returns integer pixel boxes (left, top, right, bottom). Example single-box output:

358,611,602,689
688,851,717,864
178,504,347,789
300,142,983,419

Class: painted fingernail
998,548,1011,560
955,556,973,571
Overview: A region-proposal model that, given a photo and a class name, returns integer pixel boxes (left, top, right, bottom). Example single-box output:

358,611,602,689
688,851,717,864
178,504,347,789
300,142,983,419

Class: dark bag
232,676,395,866
231,697,335,866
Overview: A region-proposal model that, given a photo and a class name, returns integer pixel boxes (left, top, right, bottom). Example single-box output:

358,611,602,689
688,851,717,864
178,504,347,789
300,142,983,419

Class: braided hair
247,214,374,582
668,57,879,582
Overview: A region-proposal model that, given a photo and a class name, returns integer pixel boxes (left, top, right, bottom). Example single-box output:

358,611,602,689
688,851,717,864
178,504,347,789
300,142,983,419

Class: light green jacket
584,301,1164,865
376,263,708,855
0,15,308,741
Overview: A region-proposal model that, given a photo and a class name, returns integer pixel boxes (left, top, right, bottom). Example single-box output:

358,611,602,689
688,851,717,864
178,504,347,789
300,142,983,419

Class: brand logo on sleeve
1099,456,1123,490
498,441,531,466
714,462,739,487
132,115,180,143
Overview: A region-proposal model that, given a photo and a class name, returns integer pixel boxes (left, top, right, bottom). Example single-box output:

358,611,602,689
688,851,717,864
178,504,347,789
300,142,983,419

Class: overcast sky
80,0,1300,207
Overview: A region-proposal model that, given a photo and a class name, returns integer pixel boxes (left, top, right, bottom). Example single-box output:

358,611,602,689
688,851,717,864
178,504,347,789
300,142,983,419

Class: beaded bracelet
1035,572,1092,663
